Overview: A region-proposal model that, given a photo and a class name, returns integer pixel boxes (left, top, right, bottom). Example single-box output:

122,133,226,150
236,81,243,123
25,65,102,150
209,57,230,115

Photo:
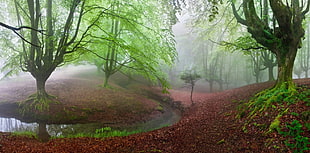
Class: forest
0,0,309,152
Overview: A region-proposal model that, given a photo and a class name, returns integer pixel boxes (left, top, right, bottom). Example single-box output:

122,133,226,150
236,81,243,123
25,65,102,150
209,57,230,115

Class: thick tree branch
0,22,44,33
209,39,266,51
231,2,247,25
84,47,139,71
302,0,310,17
0,22,44,47
67,0,85,46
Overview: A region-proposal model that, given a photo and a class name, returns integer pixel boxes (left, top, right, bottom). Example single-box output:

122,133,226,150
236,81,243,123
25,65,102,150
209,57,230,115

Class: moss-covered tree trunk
274,48,298,88
232,0,310,90
36,77,49,100
12,0,84,110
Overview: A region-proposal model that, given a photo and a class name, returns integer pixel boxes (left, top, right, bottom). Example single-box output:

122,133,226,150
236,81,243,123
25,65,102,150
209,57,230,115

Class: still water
0,102,181,139
0,109,180,138
0,117,105,137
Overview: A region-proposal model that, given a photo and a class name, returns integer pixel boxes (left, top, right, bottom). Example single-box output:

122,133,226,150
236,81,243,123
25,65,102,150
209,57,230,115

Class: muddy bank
0,91,182,137
0,67,182,136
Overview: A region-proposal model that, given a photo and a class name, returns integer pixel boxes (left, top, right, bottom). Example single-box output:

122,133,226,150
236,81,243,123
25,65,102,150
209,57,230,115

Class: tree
223,35,277,82
249,51,265,83
232,0,310,89
185,1,239,92
0,0,86,109
299,24,310,78
82,0,177,89
201,42,222,92
90,1,127,87
180,68,201,105
261,50,277,81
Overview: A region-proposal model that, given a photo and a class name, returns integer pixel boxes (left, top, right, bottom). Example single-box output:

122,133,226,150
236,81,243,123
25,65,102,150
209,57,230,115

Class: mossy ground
237,83,310,152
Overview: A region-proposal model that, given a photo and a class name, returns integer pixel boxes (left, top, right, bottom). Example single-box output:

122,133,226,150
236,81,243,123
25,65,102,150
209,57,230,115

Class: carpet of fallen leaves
1,78,310,152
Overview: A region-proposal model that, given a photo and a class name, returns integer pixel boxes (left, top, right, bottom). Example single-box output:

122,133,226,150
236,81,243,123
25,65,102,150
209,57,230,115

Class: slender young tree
180,68,201,105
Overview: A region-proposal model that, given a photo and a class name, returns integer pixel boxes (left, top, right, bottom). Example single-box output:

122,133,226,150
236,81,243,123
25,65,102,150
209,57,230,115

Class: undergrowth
11,131,37,139
54,127,142,139
54,124,170,139
279,120,310,153
246,84,310,119
237,83,310,152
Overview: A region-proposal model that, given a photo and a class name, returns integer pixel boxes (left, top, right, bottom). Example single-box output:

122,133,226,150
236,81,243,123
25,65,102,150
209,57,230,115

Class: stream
0,103,181,138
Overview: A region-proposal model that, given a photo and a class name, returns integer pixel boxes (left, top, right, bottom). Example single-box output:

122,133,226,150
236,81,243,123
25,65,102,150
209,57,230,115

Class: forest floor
0,67,309,152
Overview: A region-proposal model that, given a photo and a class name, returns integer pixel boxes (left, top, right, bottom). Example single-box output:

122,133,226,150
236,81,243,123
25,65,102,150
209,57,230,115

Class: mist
0,0,309,152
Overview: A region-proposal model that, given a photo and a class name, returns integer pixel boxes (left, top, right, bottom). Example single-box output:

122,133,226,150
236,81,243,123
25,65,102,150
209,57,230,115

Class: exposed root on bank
18,93,59,116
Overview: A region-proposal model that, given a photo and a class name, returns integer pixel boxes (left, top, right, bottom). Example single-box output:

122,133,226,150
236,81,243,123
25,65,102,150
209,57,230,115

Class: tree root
18,93,59,115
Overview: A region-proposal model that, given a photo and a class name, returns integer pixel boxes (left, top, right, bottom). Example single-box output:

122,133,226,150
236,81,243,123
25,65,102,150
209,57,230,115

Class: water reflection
0,117,102,137
38,123,50,142
0,117,37,132
0,103,180,139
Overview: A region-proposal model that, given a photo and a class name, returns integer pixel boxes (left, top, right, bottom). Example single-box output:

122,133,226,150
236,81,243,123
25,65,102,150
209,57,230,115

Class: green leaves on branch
222,36,266,54
80,0,177,90
180,69,201,84
180,68,201,104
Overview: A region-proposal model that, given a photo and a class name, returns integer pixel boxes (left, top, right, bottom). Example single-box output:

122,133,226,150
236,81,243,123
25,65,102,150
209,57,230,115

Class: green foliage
279,120,310,153
180,69,201,84
216,139,225,144
305,123,310,131
245,83,310,118
222,35,266,54
236,83,310,152
184,0,223,23
18,94,58,115
79,0,176,90
0,31,22,78
301,111,310,121
93,127,139,138
291,112,300,117
11,131,37,139
55,127,142,138
267,114,282,133
180,68,201,104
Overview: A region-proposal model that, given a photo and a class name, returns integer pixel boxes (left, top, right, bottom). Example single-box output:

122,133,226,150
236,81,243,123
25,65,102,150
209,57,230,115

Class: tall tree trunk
37,123,50,142
255,72,259,83
268,66,274,81
103,73,111,87
209,81,213,92
274,47,297,88
36,77,48,99
231,0,309,90
219,81,223,91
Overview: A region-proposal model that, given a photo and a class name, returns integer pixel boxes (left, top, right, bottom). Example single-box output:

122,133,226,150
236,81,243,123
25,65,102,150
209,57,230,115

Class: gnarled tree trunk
232,0,310,89
275,47,298,88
